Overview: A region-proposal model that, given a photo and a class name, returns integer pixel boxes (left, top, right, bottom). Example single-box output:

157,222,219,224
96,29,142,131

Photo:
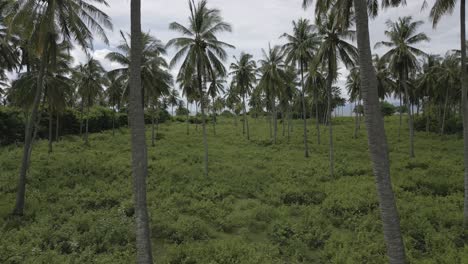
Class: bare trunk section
48,106,53,154
300,63,309,157
353,1,406,262
198,73,209,176
326,62,334,177
13,45,49,216
401,68,415,158
55,114,59,142
130,0,154,262
243,94,250,140
315,90,321,144
441,86,449,136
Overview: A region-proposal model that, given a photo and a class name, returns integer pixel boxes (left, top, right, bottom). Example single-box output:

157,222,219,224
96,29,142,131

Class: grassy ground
0,116,466,263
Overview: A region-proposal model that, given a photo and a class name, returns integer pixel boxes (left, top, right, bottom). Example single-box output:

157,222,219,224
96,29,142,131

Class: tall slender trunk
195,103,199,131
151,111,155,147
55,114,59,142
187,101,190,135
425,99,430,133
130,0,153,262
272,96,277,144
282,108,285,136
326,60,334,177
315,90,321,144
401,68,415,158
13,44,49,216
398,94,402,141
441,86,450,136
79,100,84,137
460,0,468,229
354,101,359,139
112,106,116,137
269,109,273,140
287,103,291,142
198,73,209,176
48,106,53,154
353,1,406,262
84,105,90,146
243,94,250,140
300,62,309,157
212,96,216,136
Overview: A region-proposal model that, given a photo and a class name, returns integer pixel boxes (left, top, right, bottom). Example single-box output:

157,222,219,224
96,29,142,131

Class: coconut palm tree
74,58,106,146
106,31,172,108
3,0,112,216
167,0,234,176
375,16,429,158
281,18,320,157
346,67,362,139
207,75,225,135
168,88,180,116
314,10,358,177
229,52,257,140
129,0,153,262
423,0,468,229
258,45,288,144
306,65,326,144
106,71,125,136
303,0,407,262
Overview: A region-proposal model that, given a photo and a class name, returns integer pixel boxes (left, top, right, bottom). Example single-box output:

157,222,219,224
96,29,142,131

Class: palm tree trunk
151,112,155,147
79,100,84,137
56,114,59,142
212,96,216,136
326,64,334,177
269,110,273,140
130,0,154,262
425,99,430,133
354,101,359,139
401,68,415,158
48,106,53,154
441,87,450,136
315,90,321,144
273,97,277,144
112,107,116,137
300,62,309,157
195,102,199,131
13,45,49,216
243,94,250,140
287,103,291,142
460,0,468,229
353,1,406,262
85,105,90,146
187,101,190,135
398,94,402,141
198,74,209,176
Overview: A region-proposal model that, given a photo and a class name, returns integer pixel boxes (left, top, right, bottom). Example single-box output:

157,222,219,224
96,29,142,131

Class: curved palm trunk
130,0,154,262
300,63,309,157
195,102,199,131
401,69,415,158
243,94,250,140
460,0,468,229
13,46,49,216
398,95,402,141
48,106,53,154
353,1,406,262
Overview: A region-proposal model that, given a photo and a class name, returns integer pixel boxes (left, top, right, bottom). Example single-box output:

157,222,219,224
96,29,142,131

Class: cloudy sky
72,0,462,107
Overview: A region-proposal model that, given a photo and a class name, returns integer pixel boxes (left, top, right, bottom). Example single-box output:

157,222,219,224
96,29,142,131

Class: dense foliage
0,117,465,263
0,106,170,146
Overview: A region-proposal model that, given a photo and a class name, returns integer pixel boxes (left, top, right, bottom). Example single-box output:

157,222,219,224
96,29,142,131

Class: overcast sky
71,0,462,106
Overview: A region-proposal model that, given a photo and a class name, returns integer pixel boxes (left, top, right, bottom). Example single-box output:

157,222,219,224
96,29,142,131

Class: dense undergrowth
0,116,466,263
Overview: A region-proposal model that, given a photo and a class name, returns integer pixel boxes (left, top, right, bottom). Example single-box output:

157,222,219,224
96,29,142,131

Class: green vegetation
0,117,465,263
